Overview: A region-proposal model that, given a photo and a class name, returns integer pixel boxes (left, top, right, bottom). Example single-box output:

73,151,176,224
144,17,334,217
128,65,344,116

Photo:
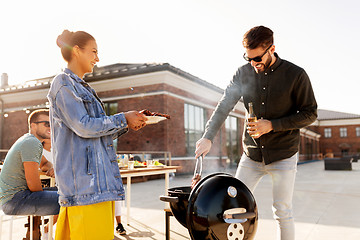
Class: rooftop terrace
1,160,360,239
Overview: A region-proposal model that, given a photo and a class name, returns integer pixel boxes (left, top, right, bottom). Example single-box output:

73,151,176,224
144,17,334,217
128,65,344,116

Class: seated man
0,109,59,237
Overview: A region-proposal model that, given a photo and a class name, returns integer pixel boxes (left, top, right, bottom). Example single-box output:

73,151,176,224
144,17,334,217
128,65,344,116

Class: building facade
309,109,360,157
0,63,321,173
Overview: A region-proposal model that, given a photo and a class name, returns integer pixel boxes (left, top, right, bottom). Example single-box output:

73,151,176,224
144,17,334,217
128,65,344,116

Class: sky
1,0,360,115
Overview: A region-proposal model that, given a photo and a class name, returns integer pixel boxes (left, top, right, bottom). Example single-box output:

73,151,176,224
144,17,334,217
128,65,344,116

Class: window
225,116,240,162
324,128,331,138
184,103,206,155
341,149,349,155
104,102,118,115
340,127,347,138
356,127,360,137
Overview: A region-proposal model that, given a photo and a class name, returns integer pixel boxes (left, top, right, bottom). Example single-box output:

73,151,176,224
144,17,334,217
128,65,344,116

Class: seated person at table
40,139,54,188
41,138,55,177
42,138,53,164
115,201,126,235
40,138,58,239
0,109,59,218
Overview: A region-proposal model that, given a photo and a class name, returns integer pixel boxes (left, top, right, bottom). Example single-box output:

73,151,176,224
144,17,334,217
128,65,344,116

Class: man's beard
256,53,272,73
263,54,272,70
37,130,50,140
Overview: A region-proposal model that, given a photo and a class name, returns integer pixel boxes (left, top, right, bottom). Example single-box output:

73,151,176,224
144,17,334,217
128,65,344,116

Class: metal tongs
191,155,203,188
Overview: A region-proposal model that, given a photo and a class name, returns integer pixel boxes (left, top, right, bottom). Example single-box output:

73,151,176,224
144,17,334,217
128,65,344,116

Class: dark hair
28,109,49,127
242,26,273,49
56,30,95,62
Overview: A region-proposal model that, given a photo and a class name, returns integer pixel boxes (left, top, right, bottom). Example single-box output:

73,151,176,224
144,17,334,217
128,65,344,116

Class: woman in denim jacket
47,30,147,239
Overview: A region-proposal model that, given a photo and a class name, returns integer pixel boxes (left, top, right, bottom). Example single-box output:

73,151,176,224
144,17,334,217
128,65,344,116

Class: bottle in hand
248,102,257,122
248,102,258,137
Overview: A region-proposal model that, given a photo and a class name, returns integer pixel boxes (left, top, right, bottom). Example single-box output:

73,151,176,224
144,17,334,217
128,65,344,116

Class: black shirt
203,53,317,164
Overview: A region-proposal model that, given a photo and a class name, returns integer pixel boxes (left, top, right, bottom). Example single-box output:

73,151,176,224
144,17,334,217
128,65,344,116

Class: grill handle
159,195,179,203
223,208,256,223
223,212,256,219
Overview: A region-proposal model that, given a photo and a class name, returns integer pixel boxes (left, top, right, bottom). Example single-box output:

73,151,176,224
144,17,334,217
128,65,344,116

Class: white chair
0,209,52,240
0,208,30,240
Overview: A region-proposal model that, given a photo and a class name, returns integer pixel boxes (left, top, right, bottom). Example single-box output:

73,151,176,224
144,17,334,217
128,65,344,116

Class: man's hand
247,118,273,138
40,156,55,177
45,167,55,178
124,111,147,131
195,138,212,158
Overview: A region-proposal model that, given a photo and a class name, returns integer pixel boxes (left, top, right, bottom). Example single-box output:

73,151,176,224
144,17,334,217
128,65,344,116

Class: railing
116,151,172,166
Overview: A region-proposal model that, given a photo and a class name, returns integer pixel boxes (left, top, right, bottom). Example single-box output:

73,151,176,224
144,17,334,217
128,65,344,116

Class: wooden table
120,166,180,225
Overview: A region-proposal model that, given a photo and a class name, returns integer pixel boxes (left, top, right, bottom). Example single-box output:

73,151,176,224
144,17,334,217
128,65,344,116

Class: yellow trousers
55,201,114,240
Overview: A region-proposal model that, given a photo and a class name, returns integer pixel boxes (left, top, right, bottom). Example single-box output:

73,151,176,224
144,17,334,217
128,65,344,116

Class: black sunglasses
34,121,50,127
243,45,272,62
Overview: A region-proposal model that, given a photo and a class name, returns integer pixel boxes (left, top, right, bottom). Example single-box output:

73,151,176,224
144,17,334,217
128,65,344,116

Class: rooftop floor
2,160,360,239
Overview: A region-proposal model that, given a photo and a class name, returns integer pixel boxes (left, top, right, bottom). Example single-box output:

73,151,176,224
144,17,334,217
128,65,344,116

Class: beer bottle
248,102,258,139
248,102,257,122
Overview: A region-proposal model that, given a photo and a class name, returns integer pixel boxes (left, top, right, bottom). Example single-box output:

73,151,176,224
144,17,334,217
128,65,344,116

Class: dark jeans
2,187,60,216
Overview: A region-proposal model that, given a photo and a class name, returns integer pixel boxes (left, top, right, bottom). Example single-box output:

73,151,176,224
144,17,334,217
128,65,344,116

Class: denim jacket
47,68,127,207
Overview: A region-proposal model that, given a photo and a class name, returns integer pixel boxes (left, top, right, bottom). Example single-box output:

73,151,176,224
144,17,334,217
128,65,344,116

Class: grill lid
186,173,258,240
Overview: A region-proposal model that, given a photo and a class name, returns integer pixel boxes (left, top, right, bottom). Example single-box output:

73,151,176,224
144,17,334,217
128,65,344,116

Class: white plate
145,116,167,124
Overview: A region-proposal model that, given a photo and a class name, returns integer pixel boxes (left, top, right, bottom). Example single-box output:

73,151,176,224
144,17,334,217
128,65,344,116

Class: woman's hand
124,111,147,131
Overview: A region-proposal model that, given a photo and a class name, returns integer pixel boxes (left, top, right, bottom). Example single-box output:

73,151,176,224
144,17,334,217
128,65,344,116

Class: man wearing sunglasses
0,109,59,238
195,26,317,240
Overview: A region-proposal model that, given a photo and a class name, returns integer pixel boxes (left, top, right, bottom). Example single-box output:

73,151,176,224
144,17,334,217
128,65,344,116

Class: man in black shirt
195,26,317,240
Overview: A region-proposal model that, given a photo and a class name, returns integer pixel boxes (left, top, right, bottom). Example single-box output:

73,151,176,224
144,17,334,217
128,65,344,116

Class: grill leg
165,210,172,240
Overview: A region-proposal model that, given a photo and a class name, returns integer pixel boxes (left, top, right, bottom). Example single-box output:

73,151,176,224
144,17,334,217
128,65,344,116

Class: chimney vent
1,73,8,88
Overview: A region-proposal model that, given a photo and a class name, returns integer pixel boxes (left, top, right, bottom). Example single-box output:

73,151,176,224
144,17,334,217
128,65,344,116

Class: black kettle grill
160,156,258,240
